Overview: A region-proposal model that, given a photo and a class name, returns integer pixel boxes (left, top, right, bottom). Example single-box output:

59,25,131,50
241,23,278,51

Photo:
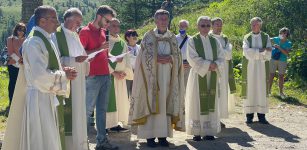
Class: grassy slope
0,0,106,48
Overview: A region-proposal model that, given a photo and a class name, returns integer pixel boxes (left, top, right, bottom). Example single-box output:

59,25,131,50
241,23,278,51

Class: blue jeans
86,75,111,145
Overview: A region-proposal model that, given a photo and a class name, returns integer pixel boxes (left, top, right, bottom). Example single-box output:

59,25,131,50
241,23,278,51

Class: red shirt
79,22,110,76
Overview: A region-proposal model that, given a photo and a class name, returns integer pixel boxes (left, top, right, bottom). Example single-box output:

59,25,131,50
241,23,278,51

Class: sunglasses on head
127,31,138,37
17,28,25,32
200,24,211,28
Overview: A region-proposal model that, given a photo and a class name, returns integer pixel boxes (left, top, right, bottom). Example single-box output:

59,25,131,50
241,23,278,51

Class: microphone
105,30,109,42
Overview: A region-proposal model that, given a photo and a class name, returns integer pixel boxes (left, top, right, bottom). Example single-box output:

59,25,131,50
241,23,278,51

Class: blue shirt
272,37,292,62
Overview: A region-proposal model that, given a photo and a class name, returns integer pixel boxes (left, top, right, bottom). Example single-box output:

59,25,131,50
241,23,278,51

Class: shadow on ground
187,127,254,150
248,122,300,143
273,95,307,108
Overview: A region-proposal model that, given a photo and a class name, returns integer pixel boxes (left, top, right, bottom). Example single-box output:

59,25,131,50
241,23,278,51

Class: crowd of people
2,3,291,150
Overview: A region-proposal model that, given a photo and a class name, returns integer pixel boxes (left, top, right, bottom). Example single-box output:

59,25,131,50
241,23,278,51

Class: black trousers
126,80,133,98
7,65,19,106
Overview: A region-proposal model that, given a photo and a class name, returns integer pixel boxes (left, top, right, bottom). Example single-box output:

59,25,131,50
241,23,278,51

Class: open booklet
108,52,130,63
86,49,106,61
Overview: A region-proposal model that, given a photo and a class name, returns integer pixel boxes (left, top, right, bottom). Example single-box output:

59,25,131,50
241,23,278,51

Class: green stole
221,35,236,93
54,26,73,150
31,30,66,150
241,32,270,98
193,33,218,115
107,39,125,112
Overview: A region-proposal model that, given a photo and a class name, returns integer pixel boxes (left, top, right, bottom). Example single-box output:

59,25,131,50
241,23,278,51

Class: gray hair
34,5,56,25
211,17,223,25
250,17,263,25
111,18,120,24
179,20,189,26
63,8,82,21
197,16,211,25
154,9,170,20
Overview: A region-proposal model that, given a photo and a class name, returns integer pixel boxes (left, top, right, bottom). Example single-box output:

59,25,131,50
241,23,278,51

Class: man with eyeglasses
129,9,184,148
3,5,77,150
79,5,118,150
106,18,133,133
209,17,236,128
185,16,226,141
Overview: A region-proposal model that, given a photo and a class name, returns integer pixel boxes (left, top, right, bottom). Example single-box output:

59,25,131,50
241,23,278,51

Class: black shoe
193,135,201,141
246,113,254,124
117,126,129,133
203,136,215,141
95,138,118,150
109,125,129,132
220,122,226,128
158,137,169,147
146,138,157,148
257,113,269,124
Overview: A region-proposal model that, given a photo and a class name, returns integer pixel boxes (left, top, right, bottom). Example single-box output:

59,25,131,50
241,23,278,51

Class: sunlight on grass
0,66,9,132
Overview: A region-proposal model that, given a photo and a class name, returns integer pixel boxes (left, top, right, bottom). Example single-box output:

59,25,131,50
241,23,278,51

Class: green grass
0,66,9,132
269,81,307,106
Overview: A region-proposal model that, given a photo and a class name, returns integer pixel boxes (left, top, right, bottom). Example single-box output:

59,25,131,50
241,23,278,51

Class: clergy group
2,4,274,150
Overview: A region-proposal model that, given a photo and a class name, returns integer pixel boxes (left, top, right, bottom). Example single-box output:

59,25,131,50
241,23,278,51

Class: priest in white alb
51,8,89,150
128,9,184,148
185,16,226,141
2,6,77,150
209,17,236,128
242,17,271,124
106,18,133,131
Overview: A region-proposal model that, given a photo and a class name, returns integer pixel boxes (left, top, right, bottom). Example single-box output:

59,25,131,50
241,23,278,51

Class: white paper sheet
108,52,129,63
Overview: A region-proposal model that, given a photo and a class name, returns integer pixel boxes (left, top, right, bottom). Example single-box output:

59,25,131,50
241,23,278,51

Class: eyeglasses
200,24,211,28
44,16,58,20
102,15,111,24
129,32,138,37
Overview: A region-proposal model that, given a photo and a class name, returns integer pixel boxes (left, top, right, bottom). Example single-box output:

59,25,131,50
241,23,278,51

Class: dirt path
88,102,307,150
1,102,306,150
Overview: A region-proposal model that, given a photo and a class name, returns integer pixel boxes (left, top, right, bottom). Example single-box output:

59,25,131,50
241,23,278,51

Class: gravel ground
87,102,307,150
1,102,306,150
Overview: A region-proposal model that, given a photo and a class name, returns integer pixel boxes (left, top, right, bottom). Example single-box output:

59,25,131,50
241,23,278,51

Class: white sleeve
224,42,233,60
214,41,225,72
23,39,68,95
186,38,211,77
242,38,261,60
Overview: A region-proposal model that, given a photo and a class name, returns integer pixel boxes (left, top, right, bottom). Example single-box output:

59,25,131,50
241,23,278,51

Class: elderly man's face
109,20,120,35
43,10,60,33
198,20,211,35
155,14,169,31
212,20,223,35
179,21,188,30
66,15,83,32
251,20,261,33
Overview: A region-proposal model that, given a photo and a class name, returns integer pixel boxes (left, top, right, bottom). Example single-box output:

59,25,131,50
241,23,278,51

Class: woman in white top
6,22,26,107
